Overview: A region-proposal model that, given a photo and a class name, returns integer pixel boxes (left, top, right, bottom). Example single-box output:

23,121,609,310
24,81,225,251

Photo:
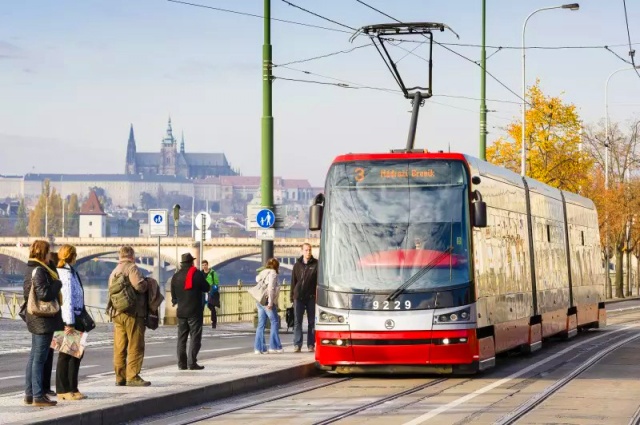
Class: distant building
79,190,107,238
125,118,238,179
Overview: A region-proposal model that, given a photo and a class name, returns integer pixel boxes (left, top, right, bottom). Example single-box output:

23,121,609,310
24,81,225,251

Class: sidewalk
0,349,317,425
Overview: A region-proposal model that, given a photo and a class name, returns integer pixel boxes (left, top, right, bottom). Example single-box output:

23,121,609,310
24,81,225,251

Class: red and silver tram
309,152,605,374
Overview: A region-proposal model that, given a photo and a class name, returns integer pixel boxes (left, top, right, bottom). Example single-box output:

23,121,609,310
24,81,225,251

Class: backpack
109,273,137,314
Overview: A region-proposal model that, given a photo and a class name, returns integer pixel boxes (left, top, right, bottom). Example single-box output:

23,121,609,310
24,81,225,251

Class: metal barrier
0,290,22,320
202,280,291,324
1,280,292,325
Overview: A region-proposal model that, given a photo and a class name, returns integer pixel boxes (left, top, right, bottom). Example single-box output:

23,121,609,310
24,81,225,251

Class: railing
1,281,292,325
202,280,291,324
0,289,22,320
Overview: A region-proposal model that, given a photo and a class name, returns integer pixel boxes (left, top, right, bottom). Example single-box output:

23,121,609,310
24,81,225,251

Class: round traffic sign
195,211,212,230
256,209,275,229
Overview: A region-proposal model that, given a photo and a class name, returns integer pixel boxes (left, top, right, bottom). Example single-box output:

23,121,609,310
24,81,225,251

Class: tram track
312,377,449,425
494,330,640,425
149,376,352,425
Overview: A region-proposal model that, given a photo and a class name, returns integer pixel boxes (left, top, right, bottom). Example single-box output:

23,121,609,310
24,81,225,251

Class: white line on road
0,375,22,381
401,324,640,425
144,354,172,359
199,347,242,353
86,371,115,378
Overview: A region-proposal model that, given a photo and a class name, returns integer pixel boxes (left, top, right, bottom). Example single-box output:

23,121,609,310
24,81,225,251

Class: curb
606,296,640,305
23,362,319,425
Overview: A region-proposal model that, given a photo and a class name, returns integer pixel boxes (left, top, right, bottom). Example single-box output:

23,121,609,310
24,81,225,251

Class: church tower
160,117,178,175
125,124,137,175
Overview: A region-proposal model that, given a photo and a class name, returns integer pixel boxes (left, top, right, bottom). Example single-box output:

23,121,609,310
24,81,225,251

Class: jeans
25,333,54,398
177,316,203,368
254,303,282,352
43,348,54,392
293,298,316,349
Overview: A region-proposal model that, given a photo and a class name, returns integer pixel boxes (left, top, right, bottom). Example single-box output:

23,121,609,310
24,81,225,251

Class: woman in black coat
23,240,63,407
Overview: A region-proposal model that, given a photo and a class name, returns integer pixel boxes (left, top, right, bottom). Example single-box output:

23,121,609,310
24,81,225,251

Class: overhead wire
166,0,351,34
280,0,357,31
352,0,529,104
621,0,640,79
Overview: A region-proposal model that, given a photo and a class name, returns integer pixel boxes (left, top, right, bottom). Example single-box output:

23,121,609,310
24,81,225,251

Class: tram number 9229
372,300,412,310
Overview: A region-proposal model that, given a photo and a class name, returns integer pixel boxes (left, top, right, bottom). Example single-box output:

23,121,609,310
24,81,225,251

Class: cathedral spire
162,116,176,146
125,124,137,174
180,131,185,153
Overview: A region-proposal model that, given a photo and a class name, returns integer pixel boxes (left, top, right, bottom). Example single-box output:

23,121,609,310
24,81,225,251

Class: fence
1,280,292,325
200,280,291,325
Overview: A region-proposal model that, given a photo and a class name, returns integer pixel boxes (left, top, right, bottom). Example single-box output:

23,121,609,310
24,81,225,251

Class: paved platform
0,348,316,425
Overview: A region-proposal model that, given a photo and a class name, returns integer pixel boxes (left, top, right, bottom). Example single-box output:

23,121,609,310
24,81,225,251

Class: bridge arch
75,247,177,268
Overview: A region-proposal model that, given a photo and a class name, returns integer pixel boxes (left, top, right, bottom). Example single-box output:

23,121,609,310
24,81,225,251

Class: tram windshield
321,159,471,293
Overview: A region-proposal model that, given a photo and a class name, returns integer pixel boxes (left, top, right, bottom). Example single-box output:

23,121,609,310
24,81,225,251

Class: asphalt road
0,321,274,395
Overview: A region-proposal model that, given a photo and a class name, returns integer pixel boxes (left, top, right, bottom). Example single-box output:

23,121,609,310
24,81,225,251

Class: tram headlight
434,307,473,324
318,311,346,324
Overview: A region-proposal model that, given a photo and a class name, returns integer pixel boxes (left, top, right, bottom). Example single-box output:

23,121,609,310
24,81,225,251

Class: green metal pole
479,0,487,160
261,0,274,265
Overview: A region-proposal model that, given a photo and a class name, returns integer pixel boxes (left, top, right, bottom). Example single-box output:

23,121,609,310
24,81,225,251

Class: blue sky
0,0,639,186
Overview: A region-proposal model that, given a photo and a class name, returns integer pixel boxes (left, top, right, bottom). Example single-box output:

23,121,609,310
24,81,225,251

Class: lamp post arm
521,6,563,177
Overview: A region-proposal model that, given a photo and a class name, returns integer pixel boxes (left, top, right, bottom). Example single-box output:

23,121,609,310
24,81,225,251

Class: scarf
29,258,59,280
184,266,197,290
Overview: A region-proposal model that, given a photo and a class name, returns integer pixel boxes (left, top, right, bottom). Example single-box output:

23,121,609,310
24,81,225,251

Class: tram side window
581,230,585,246
546,225,551,243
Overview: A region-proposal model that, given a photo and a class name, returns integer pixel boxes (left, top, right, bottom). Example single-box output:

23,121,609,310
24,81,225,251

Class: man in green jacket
202,260,220,329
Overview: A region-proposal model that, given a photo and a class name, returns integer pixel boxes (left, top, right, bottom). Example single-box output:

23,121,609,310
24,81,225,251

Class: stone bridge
0,237,319,271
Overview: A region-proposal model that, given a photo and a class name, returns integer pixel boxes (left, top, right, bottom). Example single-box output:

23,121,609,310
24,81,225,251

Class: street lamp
521,3,579,176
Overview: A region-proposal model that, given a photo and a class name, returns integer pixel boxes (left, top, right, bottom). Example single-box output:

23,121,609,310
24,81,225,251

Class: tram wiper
386,246,453,302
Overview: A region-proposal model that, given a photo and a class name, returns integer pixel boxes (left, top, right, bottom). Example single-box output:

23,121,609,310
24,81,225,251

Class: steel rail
159,377,352,425
495,331,640,425
313,378,449,425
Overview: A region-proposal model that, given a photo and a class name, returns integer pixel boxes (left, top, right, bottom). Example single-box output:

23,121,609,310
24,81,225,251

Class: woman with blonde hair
55,244,87,400
23,240,63,407
254,258,283,354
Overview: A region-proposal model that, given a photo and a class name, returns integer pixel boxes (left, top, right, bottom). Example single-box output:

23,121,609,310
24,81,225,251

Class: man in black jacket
170,253,209,370
290,243,318,352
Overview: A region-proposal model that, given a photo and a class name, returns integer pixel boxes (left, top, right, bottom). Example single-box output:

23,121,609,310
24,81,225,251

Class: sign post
194,211,211,270
148,209,169,325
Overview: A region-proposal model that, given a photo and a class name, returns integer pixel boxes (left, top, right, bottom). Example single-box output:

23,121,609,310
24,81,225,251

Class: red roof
80,190,106,215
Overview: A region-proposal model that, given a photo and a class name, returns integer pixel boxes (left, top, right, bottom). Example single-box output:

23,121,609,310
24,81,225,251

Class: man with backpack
107,246,150,387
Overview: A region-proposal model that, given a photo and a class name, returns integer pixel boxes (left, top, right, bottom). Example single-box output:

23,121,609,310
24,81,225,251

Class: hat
181,253,195,263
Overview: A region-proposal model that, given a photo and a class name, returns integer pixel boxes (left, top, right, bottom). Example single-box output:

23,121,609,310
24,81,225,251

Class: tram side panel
563,192,605,327
525,181,572,338
471,171,534,357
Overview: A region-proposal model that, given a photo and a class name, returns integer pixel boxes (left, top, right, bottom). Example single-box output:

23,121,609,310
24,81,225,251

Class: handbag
27,273,60,317
19,301,27,322
75,308,96,333
145,310,159,330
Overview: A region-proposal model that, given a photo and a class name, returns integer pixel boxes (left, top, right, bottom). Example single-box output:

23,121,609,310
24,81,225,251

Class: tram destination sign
339,160,464,186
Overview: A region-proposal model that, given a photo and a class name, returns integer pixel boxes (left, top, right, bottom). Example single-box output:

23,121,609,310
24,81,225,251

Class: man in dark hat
170,253,210,370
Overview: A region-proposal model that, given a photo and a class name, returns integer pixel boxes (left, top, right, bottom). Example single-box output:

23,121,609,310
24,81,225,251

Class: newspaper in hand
50,329,88,359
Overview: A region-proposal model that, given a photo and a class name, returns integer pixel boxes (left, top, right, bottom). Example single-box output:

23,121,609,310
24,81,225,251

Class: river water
2,258,293,309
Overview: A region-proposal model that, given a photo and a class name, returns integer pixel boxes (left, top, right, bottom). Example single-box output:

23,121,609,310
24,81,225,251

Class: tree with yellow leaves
487,80,593,192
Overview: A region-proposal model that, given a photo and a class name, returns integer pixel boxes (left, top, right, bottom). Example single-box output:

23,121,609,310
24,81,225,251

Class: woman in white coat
56,244,87,400
253,258,283,354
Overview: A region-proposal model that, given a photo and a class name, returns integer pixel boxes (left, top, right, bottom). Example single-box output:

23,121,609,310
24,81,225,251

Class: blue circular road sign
153,214,163,224
256,209,275,229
